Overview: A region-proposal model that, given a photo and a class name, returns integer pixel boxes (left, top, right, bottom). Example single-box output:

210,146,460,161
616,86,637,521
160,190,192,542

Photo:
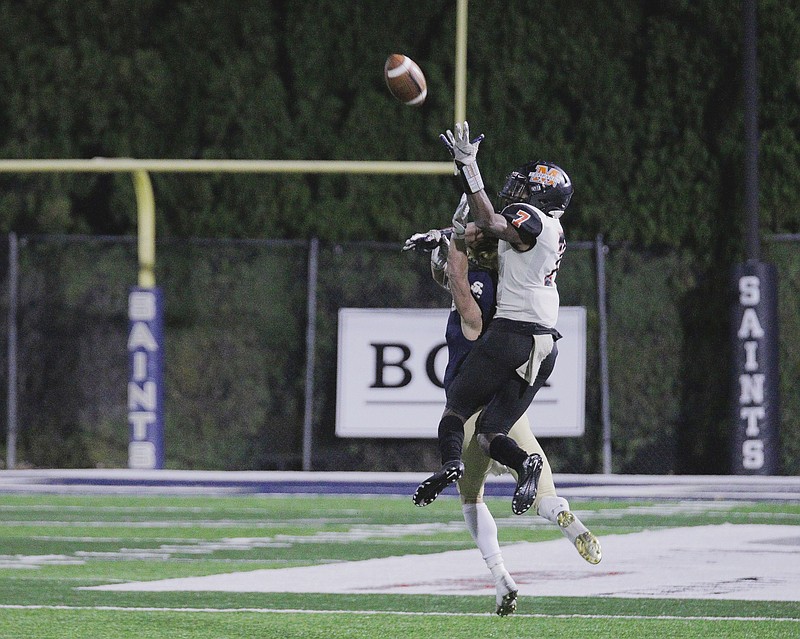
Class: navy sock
437,414,465,465
488,434,528,471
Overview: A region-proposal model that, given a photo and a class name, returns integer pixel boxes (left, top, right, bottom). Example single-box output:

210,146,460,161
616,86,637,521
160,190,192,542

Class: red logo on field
511,209,531,228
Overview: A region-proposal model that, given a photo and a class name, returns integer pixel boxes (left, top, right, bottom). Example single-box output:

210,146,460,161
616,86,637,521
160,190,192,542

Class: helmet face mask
467,236,498,271
497,161,573,215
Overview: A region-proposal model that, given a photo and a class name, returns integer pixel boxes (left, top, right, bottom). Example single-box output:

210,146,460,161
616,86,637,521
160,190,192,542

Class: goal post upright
0,3,468,471
0,158,456,471
127,170,164,470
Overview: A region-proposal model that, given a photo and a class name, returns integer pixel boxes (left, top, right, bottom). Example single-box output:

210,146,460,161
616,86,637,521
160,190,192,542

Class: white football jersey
495,204,566,327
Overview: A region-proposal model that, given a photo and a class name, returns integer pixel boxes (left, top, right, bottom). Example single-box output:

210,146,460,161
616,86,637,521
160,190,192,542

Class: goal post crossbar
0,159,456,175
0,159,456,285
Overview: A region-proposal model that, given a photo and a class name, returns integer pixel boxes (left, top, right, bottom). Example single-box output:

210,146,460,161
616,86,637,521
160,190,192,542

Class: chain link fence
0,233,797,474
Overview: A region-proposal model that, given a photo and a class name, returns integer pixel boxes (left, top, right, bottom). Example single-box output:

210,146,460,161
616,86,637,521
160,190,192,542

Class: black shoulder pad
500,203,543,238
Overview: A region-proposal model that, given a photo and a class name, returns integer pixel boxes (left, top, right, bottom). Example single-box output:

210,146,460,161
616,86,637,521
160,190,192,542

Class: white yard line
0,604,798,624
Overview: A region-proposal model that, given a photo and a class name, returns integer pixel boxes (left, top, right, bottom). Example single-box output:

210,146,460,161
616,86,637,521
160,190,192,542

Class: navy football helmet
467,236,498,271
498,161,573,217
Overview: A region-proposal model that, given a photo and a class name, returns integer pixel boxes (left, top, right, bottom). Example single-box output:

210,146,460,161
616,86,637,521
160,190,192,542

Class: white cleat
557,510,602,565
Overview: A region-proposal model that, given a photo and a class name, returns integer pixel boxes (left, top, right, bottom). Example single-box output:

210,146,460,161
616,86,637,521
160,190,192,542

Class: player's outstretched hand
402,228,447,253
452,194,469,240
430,239,450,271
439,121,484,168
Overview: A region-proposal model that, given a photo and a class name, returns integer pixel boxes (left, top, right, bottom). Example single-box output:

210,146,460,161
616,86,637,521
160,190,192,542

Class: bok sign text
336,307,586,438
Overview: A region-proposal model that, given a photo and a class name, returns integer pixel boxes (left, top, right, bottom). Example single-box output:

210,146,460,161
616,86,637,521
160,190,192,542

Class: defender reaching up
405,193,600,616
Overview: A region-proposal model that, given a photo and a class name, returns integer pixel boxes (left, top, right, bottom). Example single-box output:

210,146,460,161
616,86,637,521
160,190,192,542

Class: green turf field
0,493,798,638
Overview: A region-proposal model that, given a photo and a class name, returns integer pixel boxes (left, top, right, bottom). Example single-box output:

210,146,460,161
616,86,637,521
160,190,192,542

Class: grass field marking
0,519,476,544
0,519,330,529
0,519,467,533
0,505,246,513
1,522,475,570
0,503,366,520
30,536,209,543
0,604,798,624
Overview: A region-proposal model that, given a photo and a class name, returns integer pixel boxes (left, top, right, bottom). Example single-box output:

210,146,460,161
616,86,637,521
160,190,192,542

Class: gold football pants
458,410,556,506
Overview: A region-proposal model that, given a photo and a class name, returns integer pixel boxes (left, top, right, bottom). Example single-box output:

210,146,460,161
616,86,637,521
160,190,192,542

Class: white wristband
459,163,484,194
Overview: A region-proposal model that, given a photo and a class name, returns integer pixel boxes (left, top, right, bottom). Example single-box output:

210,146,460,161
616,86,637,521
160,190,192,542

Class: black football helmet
497,161,573,217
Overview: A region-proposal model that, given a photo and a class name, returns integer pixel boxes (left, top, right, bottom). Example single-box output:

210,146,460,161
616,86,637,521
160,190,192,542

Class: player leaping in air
404,188,601,616
413,121,572,515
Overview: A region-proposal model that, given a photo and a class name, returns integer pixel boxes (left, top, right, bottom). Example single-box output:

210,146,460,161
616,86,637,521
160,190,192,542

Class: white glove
451,194,469,240
441,121,484,167
431,238,450,271
439,121,485,194
402,228,446,253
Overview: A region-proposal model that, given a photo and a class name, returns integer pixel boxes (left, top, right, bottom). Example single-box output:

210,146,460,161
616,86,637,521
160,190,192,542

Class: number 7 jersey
495,203,566,328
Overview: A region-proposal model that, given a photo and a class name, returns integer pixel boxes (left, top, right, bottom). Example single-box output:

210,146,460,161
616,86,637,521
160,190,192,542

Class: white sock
487,552,516,600
462,502,501,558
462,503,516,598
537,496,589,544
536,496,570,523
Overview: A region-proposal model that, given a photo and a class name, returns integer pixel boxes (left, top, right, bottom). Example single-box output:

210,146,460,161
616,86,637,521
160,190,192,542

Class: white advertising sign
335,307,586,438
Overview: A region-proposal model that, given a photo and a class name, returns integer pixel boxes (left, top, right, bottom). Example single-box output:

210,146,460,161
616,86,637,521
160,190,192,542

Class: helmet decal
530,164,564,187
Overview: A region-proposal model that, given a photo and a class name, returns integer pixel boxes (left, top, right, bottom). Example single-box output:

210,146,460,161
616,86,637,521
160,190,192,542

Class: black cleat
511,453,543,515
412,460,465,507
495,590,518,616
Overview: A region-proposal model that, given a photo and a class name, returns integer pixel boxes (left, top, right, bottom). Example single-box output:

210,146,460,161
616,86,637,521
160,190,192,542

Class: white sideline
85,524,800,602
1,469,800,501
1,605,800,623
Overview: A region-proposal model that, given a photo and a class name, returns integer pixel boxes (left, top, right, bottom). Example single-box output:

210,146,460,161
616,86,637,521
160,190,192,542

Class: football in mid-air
384,54,427,106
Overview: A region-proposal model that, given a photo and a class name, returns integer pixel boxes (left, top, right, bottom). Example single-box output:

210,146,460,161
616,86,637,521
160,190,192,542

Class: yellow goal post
0,159,457,286
0,0,472,472
0,0,469,285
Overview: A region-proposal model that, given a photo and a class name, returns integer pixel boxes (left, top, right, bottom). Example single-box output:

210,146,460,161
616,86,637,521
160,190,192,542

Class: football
384,54,427,106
